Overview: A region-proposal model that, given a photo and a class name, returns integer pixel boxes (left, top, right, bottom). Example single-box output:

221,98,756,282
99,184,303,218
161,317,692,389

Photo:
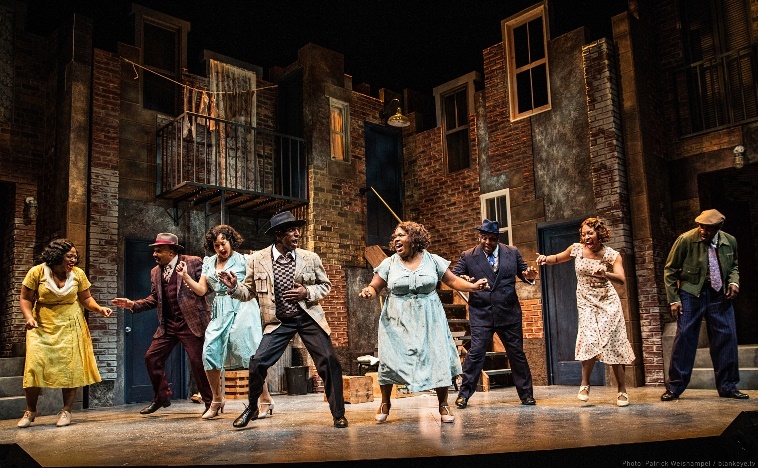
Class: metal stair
688,344,758,390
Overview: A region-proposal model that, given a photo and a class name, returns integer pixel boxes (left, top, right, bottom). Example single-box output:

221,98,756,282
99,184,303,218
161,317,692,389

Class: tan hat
694,209,725,226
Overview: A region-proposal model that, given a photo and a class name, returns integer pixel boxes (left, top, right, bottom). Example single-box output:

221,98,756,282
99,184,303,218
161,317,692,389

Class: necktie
163,265,172,282
488,253,496,272
708,244,722,292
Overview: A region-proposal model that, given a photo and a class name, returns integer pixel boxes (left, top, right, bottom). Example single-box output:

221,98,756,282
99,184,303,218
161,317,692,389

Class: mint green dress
375,251,462,392
201,252,262,370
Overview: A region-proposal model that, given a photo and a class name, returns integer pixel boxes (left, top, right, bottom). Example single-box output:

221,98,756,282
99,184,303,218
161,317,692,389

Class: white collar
272,245,295,261
483,245,500,258
710,232,719,248
43,264,77,297
164,255,179,270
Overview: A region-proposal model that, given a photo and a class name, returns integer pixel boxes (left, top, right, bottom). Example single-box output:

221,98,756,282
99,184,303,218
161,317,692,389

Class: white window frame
502,3,551,121
480,188,513,245
329,98,350,162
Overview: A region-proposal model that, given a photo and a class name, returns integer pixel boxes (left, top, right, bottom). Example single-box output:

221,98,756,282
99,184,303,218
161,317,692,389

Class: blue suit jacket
452,243,530,328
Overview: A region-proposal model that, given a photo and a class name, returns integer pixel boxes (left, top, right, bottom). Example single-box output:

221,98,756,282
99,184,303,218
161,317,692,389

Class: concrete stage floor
0,385,756,468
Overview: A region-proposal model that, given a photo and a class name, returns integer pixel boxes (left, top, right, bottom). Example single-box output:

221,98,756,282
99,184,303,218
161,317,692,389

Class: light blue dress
375,251,462,392
202,251,263,370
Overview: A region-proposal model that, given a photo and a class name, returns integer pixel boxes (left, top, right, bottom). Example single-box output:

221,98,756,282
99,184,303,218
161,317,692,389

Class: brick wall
86,49,121,381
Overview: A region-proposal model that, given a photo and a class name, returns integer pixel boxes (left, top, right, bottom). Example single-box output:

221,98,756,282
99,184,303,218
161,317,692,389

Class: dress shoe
333,416,349,428
577,385,590,402
257,400,275,419
521,397,536,405
56,410,72,427
140,400,171,414
201,399,225,419
17,410,37,428
616,392,629,407
455,396,468,409
720,390,749,399
439,405,455,423
660,390,679,401
375,402,391,422
232,404,259,428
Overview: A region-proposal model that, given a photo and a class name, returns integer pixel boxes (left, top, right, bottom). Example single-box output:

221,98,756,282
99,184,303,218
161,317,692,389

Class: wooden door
539,220,604,385
365,123,402,248
124,238,186,403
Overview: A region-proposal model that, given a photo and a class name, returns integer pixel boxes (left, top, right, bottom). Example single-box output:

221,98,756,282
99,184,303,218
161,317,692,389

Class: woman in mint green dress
359,222,488,424
178,225,273,419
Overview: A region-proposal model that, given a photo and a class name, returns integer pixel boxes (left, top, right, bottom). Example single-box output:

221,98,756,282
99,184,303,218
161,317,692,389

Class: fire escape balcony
156,112,308,222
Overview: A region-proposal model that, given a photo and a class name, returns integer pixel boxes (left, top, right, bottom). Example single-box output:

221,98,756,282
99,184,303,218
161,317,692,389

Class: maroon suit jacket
132,254,210,338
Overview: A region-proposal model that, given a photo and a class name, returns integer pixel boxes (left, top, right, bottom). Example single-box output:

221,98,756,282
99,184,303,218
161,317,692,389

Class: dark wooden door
124,238,186,403
539,221,604,385
365,123,402,248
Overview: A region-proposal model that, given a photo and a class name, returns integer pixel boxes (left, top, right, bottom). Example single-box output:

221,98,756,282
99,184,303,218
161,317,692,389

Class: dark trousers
667,288,740,396
248,313,345,419
144,323,213,406
458,323,533,401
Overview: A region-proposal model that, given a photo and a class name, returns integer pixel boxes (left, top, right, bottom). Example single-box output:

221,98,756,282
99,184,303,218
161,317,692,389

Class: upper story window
480,189,512,245
503,4,551,121
133,5,189,116
433,72,480,174
330,98,350,162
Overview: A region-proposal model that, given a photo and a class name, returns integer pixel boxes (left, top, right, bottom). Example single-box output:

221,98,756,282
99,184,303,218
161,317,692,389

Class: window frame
502,3,551,121
432,71,480,175
480,188,513,245
329,98,350,162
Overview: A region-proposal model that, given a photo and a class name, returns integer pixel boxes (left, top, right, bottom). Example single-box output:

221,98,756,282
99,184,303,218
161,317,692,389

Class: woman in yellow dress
17,239,113,428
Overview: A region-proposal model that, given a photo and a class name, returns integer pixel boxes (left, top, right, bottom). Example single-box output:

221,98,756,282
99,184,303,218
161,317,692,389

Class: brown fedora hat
265,211,306,235
149,232,184,250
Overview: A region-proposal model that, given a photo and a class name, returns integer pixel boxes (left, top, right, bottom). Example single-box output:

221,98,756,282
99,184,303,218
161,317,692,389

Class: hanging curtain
209,59,257,189
330,105,345,160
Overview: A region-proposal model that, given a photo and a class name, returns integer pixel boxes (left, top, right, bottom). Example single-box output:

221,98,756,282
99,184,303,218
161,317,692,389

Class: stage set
0,385,756,467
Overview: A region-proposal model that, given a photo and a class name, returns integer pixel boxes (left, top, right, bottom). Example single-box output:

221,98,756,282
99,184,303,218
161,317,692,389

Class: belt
216,291,228,296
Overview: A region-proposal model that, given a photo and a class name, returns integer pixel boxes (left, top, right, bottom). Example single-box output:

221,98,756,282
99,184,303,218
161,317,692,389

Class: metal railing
674,44,758,136
157,112,307,201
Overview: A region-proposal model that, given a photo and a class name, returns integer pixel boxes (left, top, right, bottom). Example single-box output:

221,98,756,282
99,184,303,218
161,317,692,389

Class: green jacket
664,227,739,303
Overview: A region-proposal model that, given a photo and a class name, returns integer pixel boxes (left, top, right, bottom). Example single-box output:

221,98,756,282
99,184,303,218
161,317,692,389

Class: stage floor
0,385,754,467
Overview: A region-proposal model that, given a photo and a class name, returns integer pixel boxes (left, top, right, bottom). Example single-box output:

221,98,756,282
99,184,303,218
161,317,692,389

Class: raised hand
175,260,186,276
523,266,538,280
217,270,237,289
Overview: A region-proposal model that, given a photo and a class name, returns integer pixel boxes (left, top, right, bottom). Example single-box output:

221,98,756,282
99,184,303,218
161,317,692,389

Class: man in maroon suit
113,233,212,414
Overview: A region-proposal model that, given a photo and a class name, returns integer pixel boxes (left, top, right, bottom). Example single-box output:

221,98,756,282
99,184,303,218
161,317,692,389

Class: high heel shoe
17,410,37,428
577,385,590,402
201,399,225,419
617,392,629,407
375,402,391,422
439,405,455,423
257,400,275,419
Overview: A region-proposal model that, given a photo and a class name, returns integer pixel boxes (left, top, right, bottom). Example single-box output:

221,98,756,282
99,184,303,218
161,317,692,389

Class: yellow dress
22,264,101,388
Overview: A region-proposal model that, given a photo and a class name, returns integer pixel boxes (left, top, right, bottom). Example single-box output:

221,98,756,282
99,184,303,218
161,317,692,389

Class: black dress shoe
232,404,259,428
720,390,749,399
521,397,536,405
660,390,679,401
455,396,468,409
140,400,171,414
333,416,348,428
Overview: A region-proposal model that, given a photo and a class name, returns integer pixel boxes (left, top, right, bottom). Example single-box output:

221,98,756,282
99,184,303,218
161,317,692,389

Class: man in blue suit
453,219,538,408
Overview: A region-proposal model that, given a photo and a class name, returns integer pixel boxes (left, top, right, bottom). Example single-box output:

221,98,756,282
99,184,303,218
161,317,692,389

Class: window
480,189,512,245
133,5,189,116
330,98,349,161
503,4,550,121
433,72,480,174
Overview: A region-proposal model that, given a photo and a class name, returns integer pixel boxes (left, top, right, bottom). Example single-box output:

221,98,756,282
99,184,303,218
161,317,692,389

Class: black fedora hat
265,211,306,235
476,219,500,235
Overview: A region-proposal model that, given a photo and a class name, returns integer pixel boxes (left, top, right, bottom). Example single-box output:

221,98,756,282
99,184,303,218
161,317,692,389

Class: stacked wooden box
224,370,249,400
326,375,374,404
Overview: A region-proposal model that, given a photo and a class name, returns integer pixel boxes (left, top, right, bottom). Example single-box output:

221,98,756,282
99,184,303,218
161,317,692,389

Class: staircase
0,357,67,420
688,344,758,390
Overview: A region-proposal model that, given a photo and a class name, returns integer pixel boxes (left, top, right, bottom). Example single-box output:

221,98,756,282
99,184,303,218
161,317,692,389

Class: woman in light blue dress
178,225,273,419
359,221,488,424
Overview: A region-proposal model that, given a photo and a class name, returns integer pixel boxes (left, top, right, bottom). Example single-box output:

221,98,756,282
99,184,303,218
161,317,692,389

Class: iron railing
157,112,307,201
674,44,758,136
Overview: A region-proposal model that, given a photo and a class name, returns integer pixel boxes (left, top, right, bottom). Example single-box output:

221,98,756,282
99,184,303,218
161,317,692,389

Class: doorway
124,238,186,403
539,219,605,385
365,123,402,248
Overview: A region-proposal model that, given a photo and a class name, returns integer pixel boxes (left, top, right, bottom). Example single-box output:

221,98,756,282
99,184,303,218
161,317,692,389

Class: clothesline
120,57,278,95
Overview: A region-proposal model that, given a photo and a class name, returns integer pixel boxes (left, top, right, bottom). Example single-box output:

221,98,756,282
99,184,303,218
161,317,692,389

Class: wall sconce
733,145,745,169
24,196,38,221
379,98,411,128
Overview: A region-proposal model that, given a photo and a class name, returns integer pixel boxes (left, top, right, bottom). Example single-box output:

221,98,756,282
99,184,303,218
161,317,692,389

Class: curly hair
580,217,611,243
204,225,244,251
390,221,431,253
41,238,78,266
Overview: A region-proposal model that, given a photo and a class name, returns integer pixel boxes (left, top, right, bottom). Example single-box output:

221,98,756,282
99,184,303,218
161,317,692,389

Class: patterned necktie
488,253,497,272
163,264,173,282
273,253,299,319
708,244,723,292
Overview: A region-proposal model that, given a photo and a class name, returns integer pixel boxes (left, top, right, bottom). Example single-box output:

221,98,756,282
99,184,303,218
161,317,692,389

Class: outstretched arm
359,274,388,299
536,244,573,266
441,269,489,292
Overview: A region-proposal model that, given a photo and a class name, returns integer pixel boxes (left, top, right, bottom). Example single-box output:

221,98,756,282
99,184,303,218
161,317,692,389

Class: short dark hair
580,218,611,243
204,225,244,251
390,221,431,252
41,238,78,266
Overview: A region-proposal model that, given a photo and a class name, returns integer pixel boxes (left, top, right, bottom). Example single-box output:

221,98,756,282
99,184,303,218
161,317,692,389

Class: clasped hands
217,270,308,302
458,275,491,290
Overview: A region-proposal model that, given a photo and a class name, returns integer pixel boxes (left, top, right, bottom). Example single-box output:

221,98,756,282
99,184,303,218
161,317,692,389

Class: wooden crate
364,372,413,399
224,370,249,400
325,375,374,404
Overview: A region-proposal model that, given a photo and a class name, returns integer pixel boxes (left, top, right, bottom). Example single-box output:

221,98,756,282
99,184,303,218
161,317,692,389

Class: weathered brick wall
87,49,121,382
0,28,46,356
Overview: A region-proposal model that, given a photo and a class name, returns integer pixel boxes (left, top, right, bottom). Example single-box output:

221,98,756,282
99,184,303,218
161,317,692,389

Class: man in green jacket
661,209,748,401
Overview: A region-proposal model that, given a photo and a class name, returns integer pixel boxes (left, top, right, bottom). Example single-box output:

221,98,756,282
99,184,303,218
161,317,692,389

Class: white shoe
617,392,629,407
17,410,36,428
257,400,275,419
56,410,71,427
577,385,590,402
375,402,390,422
439,405,455,423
